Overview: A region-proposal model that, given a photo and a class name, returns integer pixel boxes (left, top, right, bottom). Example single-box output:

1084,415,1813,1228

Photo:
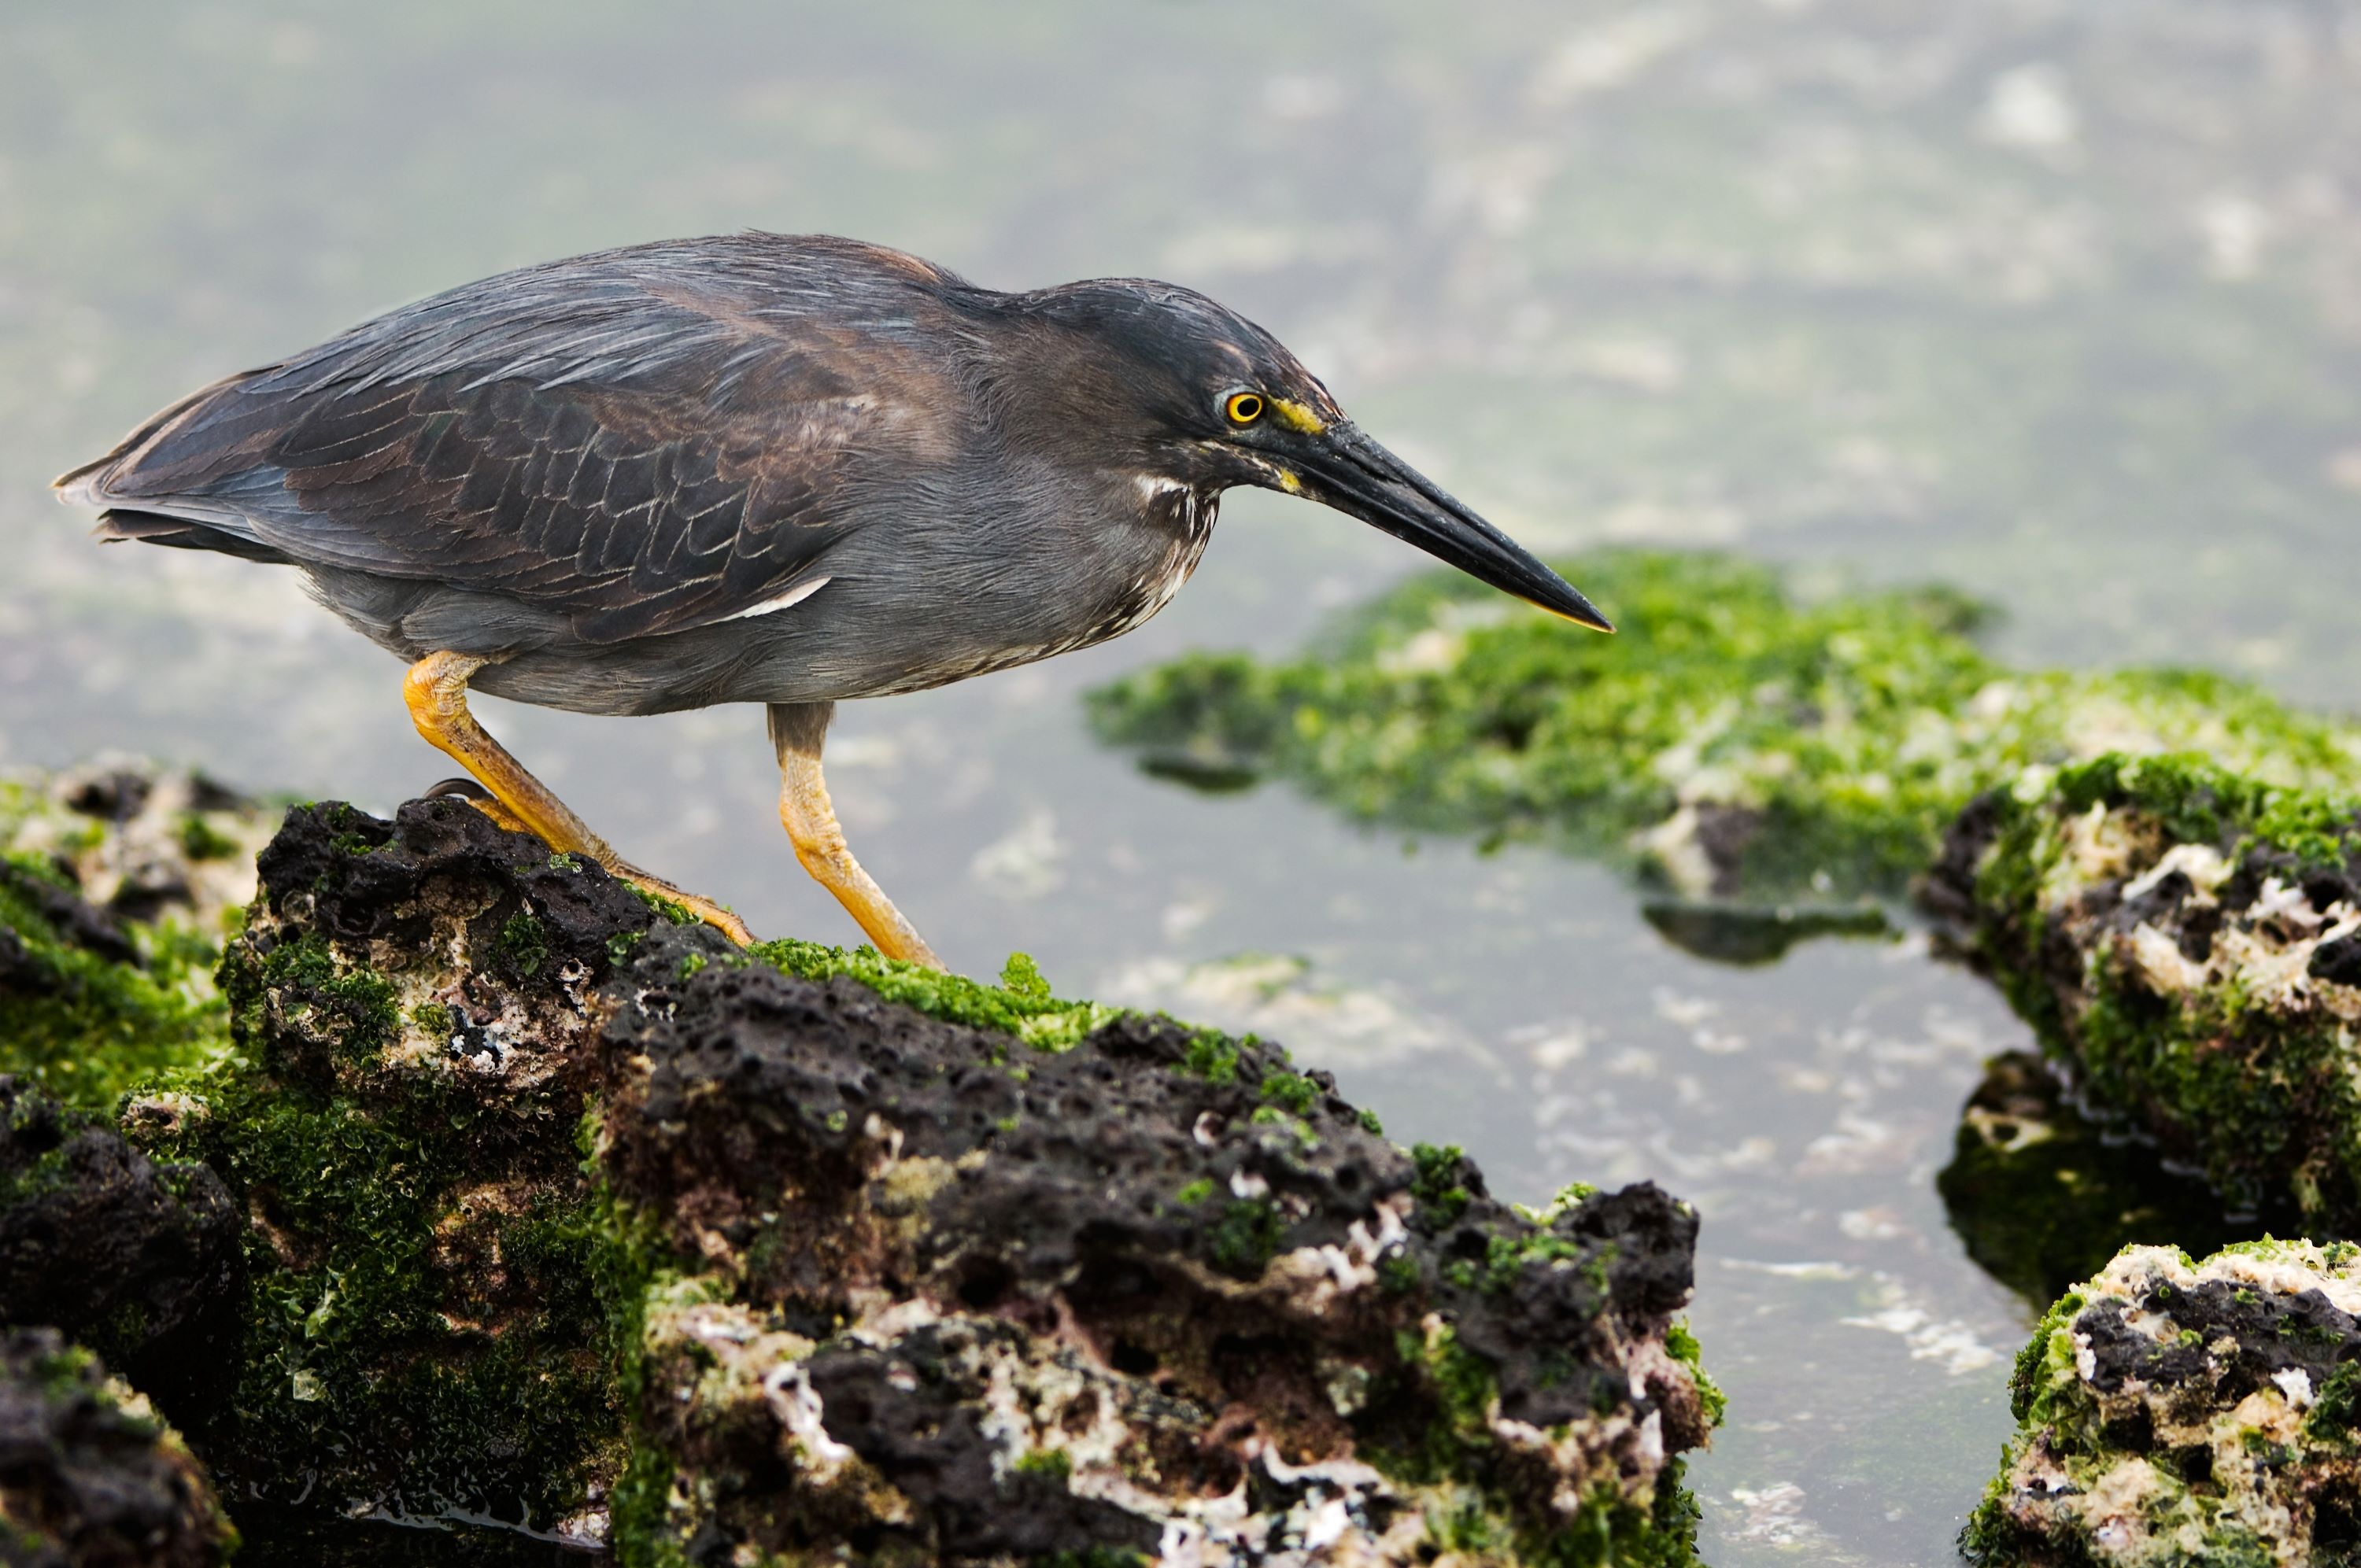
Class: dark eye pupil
1232,394,1262,422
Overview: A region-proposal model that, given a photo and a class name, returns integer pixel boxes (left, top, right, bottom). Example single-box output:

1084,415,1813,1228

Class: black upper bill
1295,430,1613,633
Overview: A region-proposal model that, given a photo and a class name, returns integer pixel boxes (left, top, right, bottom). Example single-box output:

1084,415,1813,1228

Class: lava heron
57,234,1609,968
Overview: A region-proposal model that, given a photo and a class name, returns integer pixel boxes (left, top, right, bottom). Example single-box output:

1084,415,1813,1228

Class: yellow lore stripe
1269,398,1326,436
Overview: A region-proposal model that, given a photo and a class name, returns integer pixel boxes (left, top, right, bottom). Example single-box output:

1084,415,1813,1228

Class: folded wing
57,237,965,644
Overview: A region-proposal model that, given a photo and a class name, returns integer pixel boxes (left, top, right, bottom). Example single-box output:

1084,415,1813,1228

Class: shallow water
5,3,2358,1562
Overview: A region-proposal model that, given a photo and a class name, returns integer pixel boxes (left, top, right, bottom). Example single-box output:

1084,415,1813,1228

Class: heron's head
1015,279,1612,633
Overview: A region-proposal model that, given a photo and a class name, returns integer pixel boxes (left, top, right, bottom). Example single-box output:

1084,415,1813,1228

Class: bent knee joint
405,655,482,729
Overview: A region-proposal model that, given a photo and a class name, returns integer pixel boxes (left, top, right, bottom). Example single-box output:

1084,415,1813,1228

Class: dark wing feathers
62,234,973,644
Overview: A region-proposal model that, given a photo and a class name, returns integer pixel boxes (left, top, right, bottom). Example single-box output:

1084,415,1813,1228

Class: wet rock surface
0,1326,234,1568
1931,754,2361,1228
1966,1241,2361,1566
1,773,1716,1564
1935,1051,2263,1312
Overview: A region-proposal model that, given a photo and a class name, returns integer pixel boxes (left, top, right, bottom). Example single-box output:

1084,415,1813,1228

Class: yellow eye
1225,391,1265,426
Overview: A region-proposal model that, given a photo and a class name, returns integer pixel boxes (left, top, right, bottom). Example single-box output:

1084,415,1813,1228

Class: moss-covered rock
1966,1239,2361,1566
124,796,652,1543
0,760,271,1109
1088,551,2361,903
1930,752,2361,1229
598,924,1713,1565
0,1326,235,1567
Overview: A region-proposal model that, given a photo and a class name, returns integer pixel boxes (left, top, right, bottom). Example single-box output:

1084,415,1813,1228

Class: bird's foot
423,777,753,948
424,777,530,834
608,865,756,949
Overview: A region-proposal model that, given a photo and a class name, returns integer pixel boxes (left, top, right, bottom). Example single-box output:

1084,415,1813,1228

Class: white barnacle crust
2119,842,2232,905
764,1363,857,1477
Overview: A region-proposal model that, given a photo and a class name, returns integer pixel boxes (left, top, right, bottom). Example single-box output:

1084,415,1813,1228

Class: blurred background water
4,3,2358,1561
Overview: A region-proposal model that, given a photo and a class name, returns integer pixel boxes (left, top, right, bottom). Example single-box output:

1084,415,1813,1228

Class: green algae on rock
1929,753,2361,1229
127,796,653,1547
0,760,272,1108
1965,1239,2361,1567
1088,551,2361,902
0,1326,235,1567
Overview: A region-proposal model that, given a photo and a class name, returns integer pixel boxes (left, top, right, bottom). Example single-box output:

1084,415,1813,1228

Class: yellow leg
769,702,942,969
404,651,754,947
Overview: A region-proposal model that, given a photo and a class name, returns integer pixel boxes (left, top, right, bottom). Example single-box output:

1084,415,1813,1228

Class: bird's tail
51,374,238,508
57,367,292,563
84,509,291,563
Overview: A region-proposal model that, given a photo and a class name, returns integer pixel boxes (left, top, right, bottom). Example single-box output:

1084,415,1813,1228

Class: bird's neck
1125,473,1219,544
1087,479,1219,643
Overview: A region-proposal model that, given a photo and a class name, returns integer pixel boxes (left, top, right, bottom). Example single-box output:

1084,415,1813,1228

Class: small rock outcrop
0,1079,243,1414
1967,1240,2361,1566
0,1327,235,1568
1930,753,2361,1228
138,796,650,1542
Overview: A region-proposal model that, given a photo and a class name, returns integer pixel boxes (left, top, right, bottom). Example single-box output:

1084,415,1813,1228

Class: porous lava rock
600,925,1714,1563
126,796,649,1543
0,1326,234,1568
1929,753,2361,1227
1967,1241,2361,1566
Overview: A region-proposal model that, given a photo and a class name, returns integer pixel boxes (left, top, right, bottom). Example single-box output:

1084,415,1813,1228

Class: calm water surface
6,4,2359,1562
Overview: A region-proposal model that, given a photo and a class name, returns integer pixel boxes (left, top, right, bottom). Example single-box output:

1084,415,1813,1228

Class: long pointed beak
1291,427,1613,633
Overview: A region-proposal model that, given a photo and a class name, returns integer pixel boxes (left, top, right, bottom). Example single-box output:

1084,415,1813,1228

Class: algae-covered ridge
1088,550,2361,902
1967,1238,2361,1567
